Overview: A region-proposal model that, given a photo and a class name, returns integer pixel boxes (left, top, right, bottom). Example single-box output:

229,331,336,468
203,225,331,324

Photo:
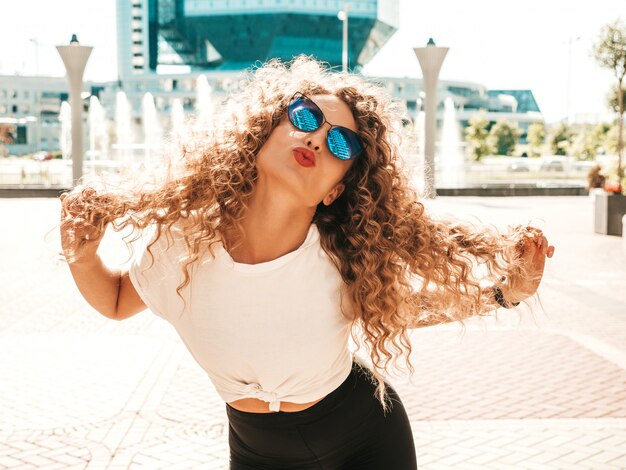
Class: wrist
63,242,100,265
493,276,520,309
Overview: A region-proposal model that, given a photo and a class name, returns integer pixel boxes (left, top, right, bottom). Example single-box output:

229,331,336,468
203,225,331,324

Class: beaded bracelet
493,286,520,309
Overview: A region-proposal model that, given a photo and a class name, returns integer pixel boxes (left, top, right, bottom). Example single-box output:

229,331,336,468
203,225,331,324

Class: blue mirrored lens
328,127,363,160
290,103,322,132
327,128,352,160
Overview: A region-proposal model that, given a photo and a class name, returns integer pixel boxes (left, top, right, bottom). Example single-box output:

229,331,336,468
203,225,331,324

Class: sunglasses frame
287,92,364,161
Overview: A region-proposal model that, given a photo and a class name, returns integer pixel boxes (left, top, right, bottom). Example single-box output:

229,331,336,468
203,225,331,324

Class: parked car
508,161,530,172
32,151,53,161
539,158,564,172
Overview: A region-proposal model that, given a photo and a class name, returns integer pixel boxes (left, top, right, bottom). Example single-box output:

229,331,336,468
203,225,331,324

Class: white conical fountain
196,75,213,128
115,91,134,162
437,97,465,188
88,95,108,162
171,97,186,141
142,92,161,165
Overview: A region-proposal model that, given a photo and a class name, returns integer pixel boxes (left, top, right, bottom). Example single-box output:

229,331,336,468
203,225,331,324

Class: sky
0,0,623,123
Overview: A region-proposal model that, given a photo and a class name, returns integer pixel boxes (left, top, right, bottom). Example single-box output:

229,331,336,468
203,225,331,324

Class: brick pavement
1,196,625,469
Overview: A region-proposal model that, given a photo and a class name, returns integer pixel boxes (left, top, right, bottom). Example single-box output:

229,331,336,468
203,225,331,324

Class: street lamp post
566,35,581,124
30,37,42,153
337,4,351,72
414,38,448,198
56,34,92,187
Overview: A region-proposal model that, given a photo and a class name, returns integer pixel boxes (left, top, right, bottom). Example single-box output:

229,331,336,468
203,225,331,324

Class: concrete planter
594,192,626,236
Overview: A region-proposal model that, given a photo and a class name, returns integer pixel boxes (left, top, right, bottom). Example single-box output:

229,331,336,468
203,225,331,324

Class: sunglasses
287,92,364,161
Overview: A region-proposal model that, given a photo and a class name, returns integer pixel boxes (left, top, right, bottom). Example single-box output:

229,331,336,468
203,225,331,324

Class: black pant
227,362,418,470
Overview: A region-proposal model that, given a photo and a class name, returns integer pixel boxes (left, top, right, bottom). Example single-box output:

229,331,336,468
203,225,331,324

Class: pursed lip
293,147,316,166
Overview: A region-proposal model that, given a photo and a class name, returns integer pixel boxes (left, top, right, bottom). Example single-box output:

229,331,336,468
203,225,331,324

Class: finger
547,246,555,258
525,226,543,238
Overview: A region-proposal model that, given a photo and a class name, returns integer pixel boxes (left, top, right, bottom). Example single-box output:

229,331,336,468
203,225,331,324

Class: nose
305,124,329,153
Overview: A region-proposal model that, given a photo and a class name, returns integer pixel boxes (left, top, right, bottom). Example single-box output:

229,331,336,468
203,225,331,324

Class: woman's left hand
504,227,555,304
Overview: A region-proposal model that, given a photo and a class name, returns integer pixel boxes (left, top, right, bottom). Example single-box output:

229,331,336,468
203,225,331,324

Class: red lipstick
293,148,316,167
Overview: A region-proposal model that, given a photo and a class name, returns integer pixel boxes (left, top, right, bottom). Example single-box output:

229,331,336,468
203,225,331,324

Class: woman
60,56,554,469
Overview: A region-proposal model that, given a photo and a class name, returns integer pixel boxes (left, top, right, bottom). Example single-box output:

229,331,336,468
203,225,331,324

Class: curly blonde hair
61,55,529,408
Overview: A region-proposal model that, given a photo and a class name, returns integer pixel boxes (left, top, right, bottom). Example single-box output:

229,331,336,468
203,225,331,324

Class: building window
15,126,27,144
12,104,18,113
0,105,6,113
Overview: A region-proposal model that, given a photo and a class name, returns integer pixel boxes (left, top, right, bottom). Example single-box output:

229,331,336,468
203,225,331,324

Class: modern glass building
2,1,545,156
117,0,400,78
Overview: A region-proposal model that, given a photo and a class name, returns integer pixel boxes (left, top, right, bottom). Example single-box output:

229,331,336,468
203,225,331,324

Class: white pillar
414,39,448,198
57,35,92,187
338,4,350,72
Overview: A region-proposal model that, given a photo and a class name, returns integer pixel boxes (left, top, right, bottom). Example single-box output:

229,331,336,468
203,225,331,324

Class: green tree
527,122,546,157
464,111,492,161
548,123,571,155
593,19,626,178
604,123,626,155
571,124,601,160
592,122,611,153
487,120,520,156
607,86,626,115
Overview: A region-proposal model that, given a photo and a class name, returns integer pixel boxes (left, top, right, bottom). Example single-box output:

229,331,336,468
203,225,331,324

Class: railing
0,155,595,191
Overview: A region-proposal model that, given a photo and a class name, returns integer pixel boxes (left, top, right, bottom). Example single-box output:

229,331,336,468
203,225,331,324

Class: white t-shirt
129,222,354,411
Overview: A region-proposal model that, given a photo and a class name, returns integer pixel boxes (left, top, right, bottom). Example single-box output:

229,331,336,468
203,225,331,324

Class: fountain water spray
115,91,133,162
142,92,162,164
88,96,108,161
196,75,213,128
438,97,465,188
59,101,72,160
171,98,186,141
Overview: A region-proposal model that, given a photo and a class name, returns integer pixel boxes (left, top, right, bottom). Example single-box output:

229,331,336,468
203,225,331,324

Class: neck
225,179,316,264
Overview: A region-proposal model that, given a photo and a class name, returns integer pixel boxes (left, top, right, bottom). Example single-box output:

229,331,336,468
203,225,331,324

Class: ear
322,183,345,206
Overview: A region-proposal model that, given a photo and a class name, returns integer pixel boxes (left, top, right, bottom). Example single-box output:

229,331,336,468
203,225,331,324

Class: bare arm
406,228,555,329
405,285,511,329
60,191,147,320
67,257,146,320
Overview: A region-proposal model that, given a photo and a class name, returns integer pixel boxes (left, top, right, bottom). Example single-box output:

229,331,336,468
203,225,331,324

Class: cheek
256,126,289,164
325,159,353,185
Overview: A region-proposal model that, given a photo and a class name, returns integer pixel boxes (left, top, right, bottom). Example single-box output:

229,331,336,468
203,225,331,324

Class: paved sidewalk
1,195,625,469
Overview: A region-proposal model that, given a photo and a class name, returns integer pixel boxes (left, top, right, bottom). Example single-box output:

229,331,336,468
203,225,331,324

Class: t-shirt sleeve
128,224,187,321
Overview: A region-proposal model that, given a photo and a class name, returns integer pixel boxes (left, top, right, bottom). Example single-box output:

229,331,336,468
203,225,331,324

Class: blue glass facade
487,90,541,113
149,0,399,71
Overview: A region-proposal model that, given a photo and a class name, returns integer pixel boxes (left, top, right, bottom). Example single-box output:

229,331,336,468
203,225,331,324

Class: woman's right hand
59,188,107,264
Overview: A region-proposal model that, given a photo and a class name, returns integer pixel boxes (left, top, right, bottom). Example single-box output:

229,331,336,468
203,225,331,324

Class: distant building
1,0,542,156
117,0,400,78
382,77,543,142
0,72,543,155
0,76,107,155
